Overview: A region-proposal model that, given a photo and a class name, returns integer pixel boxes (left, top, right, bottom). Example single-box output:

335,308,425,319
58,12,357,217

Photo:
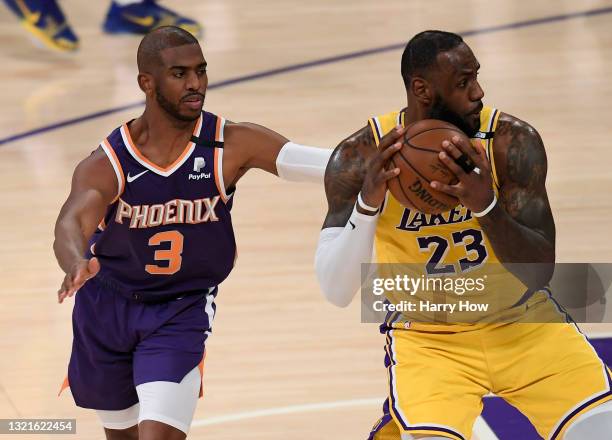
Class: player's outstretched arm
315,126,404,307
431,114,555,289
53,149,117,303
222,122,332,185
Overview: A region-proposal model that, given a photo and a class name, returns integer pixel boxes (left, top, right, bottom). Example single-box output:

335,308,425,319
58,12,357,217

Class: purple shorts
66,276,216,411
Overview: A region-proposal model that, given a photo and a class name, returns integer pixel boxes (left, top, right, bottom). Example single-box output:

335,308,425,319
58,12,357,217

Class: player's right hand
360,126,406,211
58,257,100,304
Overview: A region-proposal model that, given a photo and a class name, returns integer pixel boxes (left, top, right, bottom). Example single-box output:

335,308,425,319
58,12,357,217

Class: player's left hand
57,257,100,304
430,135,495,213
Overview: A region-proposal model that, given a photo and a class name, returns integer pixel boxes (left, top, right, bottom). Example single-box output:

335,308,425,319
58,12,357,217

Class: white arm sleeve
314,205,378,307
275,142,333,183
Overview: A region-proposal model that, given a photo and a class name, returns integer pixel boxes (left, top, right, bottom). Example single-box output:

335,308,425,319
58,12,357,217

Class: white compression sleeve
275,142,333,183
136,366,201,434
97,403,139,430
315,205,378,307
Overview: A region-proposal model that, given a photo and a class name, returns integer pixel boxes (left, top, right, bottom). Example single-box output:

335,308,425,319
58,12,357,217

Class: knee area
564,400,612,439
136,366,201,435
97,403,139,431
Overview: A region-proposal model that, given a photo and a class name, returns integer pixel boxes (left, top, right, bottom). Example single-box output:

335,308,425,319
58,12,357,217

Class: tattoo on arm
322,127,375,228
498,116,555,241
480,114,555,266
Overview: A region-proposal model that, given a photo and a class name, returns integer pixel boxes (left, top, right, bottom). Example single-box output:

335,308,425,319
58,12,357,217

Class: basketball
387,119,473,214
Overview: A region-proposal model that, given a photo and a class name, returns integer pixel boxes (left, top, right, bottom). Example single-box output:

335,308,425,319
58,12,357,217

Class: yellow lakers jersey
368,107,537,325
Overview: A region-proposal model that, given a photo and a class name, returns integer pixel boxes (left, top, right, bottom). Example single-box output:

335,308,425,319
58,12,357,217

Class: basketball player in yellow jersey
315,31,612,440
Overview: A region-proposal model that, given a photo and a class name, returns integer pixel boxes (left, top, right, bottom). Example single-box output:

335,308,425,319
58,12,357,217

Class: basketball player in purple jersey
53,26,330,440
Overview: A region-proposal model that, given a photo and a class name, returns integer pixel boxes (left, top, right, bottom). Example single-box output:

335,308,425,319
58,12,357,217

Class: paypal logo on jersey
189,156,211,180
193,157,205,172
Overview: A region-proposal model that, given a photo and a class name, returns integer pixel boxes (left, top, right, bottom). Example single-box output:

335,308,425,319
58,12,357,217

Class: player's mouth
182,94,204,110
468,102,483,117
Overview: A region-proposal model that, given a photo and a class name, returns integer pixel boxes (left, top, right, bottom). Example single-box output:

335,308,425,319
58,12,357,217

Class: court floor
1,1,612,439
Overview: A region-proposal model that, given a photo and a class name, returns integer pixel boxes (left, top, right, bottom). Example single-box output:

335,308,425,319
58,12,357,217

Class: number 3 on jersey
145,230,184,275
417,228,488,275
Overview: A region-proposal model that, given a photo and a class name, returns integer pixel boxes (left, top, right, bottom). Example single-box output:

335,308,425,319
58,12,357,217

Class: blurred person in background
2,0,201,52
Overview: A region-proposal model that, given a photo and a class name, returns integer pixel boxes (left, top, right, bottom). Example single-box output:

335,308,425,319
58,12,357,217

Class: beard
429,94,480,137
155,85,203,122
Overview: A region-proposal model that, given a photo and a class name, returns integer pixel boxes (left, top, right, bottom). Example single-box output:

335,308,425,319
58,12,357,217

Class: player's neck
126,107,199,168
132,107,198,149
404,103,430,125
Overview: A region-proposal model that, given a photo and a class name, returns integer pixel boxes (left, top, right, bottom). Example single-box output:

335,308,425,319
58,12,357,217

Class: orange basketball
387,119,472,214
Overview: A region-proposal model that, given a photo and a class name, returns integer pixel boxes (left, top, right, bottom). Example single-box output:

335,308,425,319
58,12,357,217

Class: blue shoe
2,0,78,51
103,1,202,37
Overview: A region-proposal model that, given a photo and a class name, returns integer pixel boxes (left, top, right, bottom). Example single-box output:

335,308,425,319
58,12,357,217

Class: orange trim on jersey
98,217,107,231
213,148,229,203
103,139,125,203
214,117,222,142
122,115,201,173
198,351,206,398
58,375,69,396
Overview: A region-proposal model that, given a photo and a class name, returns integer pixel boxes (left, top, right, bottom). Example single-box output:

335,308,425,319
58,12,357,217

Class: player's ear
411,76,432,105
137,72,154,95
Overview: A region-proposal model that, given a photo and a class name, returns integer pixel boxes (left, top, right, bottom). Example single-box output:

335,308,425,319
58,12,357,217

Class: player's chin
463,114,480,137
178,105,203,121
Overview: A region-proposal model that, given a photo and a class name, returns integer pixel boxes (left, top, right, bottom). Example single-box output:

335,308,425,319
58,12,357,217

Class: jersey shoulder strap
367,110,403,147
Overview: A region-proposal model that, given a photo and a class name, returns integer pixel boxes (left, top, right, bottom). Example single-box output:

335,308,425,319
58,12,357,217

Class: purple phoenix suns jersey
87,111,236,301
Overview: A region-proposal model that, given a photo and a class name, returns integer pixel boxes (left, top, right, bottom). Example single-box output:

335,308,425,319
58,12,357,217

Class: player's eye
197,68,207,76
458,80,467,88
173,71,184,78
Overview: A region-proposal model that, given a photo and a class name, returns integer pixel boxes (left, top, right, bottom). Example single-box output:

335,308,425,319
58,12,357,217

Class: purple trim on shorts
550,390,612,440
386,330,409,430
403,425,465,440
367,411,394,440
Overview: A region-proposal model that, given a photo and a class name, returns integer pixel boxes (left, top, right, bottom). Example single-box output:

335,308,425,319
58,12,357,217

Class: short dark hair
137,26,199,73
401,30,463,87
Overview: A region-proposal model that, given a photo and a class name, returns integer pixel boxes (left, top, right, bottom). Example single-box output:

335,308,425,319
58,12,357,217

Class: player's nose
185,70,201,91
471,80,485,101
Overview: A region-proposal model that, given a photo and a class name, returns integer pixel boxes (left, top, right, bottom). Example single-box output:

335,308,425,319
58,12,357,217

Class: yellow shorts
369,299,612,440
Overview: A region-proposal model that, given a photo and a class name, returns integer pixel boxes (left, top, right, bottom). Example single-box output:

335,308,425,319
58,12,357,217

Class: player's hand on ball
431,135,495,213
58,257,100,303
360,126,406,211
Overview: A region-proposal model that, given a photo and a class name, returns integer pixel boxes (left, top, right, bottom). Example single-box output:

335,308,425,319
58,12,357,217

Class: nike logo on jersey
127,170,149,183
349,220,356,230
